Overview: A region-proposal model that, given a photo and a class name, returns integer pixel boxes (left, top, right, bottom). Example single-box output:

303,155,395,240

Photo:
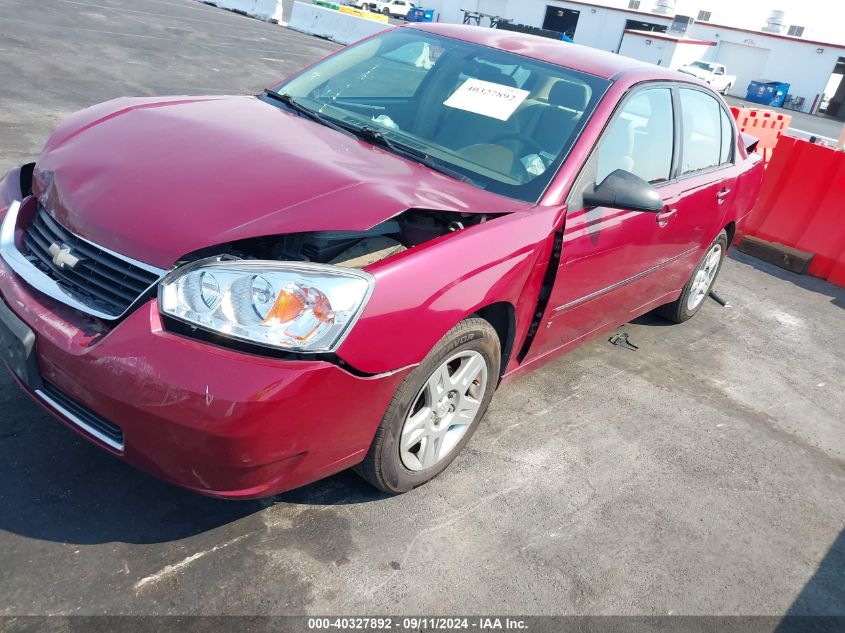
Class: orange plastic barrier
738,135,845,286
731,107,792,163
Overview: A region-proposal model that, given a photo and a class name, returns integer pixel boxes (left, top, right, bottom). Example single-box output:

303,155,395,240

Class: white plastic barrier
203,0,283,22
288,1,391,45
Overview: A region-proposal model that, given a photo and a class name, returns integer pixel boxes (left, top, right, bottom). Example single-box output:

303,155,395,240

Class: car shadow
629,312,675,327
729,250,845,310
0,387,389,545
275,471,393,506
776,528,845,630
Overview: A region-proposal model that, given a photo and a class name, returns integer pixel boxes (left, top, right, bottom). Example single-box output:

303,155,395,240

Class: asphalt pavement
1,0,844,617
724,96,844,141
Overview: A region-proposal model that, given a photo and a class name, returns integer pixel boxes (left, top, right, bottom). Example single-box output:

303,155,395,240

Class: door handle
716,188,732,204
656,208,677,227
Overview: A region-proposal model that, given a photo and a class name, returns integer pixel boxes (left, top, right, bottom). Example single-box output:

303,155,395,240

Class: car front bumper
0,254,410,499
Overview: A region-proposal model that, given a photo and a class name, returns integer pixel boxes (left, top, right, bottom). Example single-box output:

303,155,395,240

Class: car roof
407,23,684,82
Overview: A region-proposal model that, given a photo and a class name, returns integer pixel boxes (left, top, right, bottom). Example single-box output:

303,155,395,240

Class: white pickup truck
678,61,736,95
351,0,416,18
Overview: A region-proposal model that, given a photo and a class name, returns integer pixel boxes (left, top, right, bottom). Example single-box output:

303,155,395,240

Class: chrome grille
22,205,163,318
38,381,125,452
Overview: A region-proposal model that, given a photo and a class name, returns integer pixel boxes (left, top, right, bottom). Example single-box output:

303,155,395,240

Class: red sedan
0,24,763,498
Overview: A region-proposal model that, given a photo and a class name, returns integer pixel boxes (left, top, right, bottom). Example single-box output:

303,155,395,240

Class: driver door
529,85,679,357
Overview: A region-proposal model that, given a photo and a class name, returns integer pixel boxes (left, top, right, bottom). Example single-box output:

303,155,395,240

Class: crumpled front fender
337,205,565,375
0,163,34,211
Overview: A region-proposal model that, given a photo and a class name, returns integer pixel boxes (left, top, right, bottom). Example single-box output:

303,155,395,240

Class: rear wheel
660,230,727,323
357,318,500,493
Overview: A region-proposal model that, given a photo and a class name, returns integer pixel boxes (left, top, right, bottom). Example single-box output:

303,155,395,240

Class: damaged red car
0,24,763,498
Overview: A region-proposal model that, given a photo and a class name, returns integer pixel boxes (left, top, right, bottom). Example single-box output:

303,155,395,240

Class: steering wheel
489,132,545,156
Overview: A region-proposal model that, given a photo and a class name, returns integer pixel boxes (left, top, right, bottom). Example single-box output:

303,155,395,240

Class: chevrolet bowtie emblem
48,242,83,269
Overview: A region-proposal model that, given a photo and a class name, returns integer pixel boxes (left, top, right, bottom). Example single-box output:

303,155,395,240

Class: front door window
595,87,674,186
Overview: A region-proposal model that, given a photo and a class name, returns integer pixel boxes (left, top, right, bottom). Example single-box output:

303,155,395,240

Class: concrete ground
1,0,844,617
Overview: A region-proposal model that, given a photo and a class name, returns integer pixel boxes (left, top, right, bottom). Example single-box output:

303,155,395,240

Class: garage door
715,42,770,97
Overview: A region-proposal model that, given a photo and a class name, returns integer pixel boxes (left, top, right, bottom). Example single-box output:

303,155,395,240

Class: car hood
33,95,530,268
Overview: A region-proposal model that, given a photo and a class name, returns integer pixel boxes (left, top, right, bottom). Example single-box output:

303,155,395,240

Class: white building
617,28,714,71
422,0,845,119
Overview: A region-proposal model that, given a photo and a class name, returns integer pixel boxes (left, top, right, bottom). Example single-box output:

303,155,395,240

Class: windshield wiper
353,126,476,185
264,91,477,186
263,90,352,137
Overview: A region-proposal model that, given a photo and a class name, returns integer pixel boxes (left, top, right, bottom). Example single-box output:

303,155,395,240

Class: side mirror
741,131,759,154
582,169,664,213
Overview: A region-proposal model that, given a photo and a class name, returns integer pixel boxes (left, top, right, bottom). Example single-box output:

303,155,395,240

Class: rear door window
679,88,724,175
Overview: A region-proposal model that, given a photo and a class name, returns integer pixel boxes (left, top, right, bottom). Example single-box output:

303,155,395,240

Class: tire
382,7,390,15
660,229,728,323
357,317,501,493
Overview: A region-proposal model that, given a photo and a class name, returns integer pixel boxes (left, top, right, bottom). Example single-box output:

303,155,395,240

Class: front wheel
382,7,390,15
357,318,500,493
660,230,727,323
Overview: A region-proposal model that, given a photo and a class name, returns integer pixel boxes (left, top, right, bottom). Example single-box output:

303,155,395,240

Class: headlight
159,259,374,353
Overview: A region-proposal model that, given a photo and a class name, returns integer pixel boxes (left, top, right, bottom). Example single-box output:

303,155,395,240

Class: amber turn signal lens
262,289,305,325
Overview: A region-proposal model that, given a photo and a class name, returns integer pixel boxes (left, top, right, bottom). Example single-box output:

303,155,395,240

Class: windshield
272,29,610,202
690,61,714,70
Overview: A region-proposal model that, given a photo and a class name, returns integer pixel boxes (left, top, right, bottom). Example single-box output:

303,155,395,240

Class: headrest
549,80,589,111
467,62,519,88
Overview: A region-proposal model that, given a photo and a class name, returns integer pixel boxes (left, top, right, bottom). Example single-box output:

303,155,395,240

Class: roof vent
652,0,674,16
697,9,712,22
787,25,805,37
762,9,786,33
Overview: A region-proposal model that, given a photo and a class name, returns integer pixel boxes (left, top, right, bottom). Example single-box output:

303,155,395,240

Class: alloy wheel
399,350,488,471
687,243,723,311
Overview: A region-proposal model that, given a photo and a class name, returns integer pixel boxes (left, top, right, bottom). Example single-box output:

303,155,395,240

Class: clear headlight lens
158,259,374,352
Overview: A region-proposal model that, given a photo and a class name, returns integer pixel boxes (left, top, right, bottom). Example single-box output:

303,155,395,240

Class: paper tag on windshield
443,78,530,121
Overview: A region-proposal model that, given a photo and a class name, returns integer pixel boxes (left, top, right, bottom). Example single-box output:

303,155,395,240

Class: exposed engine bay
217,210,492,269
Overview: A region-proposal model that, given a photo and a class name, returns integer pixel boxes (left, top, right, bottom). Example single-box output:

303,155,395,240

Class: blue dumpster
745,81,790,108
406,7,425,21
422,8,435,21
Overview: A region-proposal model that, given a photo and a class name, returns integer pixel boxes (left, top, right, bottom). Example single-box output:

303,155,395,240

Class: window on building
697,10,712,22
596,88,674,185
543,7,581,39
628,0,641,9
624,19,667,33
787,25,805,37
